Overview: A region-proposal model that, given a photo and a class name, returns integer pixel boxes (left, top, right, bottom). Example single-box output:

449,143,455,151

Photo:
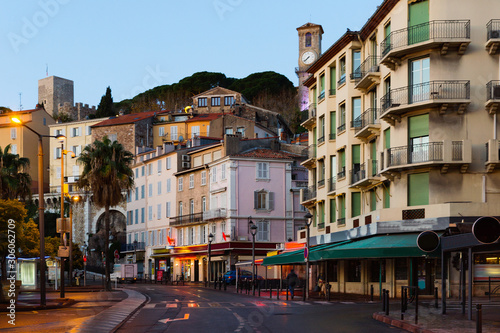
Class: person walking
286,269,298,299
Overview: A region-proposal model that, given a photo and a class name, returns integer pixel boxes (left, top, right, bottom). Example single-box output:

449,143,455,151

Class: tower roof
297,22,324,34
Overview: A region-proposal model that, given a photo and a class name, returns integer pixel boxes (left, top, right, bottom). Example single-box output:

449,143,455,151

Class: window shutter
409,114,429,139
268,192,275,210
254,191,258,209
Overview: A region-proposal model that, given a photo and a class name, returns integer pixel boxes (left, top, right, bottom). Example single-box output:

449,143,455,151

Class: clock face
301,51,316,65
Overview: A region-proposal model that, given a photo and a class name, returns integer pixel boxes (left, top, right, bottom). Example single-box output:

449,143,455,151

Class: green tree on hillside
96,86,115,118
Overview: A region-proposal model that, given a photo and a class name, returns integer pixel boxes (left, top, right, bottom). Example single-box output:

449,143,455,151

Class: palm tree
0,144,32,201
77,136,134,290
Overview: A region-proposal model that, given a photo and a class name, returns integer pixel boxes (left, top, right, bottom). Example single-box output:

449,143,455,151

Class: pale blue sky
1,0,381,111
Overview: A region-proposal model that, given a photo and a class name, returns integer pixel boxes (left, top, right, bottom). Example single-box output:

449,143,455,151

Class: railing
329,88,336,96
452,141,463,161
381,81,470,112
337,123,346,133
307,144,317,159
337,166,346,179
328,177,336,192
487,81,500,101
350,163,366,185
381,20,471,57
294,180,308,188
338,75,346,86
170,212,204,226
354,108,380,131
487,20,500,40
302,185,317,202
318,179,325,187
387,142,444,167
318,221,325,229
371,159,378,177
353,56,380,84
121,242,146,252
318,91,325,101
329,133,336,140
203,208,227,221
337,217,346,226
351,118,362,129
308,103,317,119
318,136,325,144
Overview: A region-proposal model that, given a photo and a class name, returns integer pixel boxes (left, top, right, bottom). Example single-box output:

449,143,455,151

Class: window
10,144,17,155
319,73,325,98
159,127,165,137
157,181,162,195
157,160,162,173
369,260,386,282
212,167,217,183
339,103,346,131
352,97,361,127
178,177,183,191
352,50,361,76
346,260,361,282
55,147,62,159
202,197,206,212
384,183,391,209
370,189,377,212
330,198,336,223
148,184,153,197
171,126,178,141
86,126,91,135
225,127,233,135
141,166,145,176
141,185,145,199
167,178,171,193
166,157,171,170
178,229,183,246
305,32,312,47
338,149,346,178
191,126,200,138
383,22,391,54
157,204,161,219
165,202,171,218
409,114,429,163
189,227,194,245
408,172,429,206
135,209,139,224
224,96,234,106
351,192,361,217
179,202,183,216
54,129,65,137
10,128,17,140
257,162,269,179
256,221,270,241
329,111,336,139
127,211,132,226
148,206,153,221
56,167,61,179
71,127,81,137
221,164,226,180
339,56,346,85
201,225,206,244
148,164,153,175
329,66,336,95
190,199,194,214
254,190,274,210
352,144,361,176
236,127,245,137
211,97,220,106
410,57,430,103
72,145,82,157
135,169,138,178
198,97,207,107
43,118,46,126
189,174,194,188
201,171,207,185
135,187,138,201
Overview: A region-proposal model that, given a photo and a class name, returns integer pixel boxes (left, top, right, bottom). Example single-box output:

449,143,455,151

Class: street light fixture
68,195,81,286
208,233,214,287
304,212,313,300
10,116,65,306
249,221,258,296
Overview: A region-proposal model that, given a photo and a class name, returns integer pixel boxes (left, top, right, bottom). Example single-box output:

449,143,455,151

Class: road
118,284,403,333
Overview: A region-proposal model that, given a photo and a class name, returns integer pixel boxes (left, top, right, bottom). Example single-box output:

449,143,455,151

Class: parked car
223,270,263,284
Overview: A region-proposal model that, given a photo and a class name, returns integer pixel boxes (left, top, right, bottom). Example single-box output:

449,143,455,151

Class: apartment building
266,0,500,298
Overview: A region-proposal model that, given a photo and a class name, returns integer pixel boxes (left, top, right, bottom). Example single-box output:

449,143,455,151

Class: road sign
304,247,308,259
58,246,69,258
114,249,119,259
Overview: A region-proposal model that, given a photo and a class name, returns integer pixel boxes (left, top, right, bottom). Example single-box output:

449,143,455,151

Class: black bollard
434,287,438,309
303,283,306,302
219,278,222,290
385,290,389,316
214,279,217,290
401,287,405,320
370,285,374,302
286,284,289,300
269,282,273,299
382,289,386,312
258,281,261,297
476,304,482,333
224,279,227,291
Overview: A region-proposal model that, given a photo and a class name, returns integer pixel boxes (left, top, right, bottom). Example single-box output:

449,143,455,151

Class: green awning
262,242,348,266
310,233,440,261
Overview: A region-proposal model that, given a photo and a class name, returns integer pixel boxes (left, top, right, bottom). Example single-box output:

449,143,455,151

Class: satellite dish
178,135,184,143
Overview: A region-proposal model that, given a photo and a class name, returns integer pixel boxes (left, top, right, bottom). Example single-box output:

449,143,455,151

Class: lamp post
304,212,313,300
249,222,258,296
10,116,65,306
208,233,214,287
133,239,138,264
81,242,88,286
59,144,75,298
68,195,80,286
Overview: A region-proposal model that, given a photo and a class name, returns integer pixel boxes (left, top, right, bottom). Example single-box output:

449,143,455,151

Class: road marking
315,301,331,305
158,313,190,324
341,301,355,304
187,303,199,307
208,302,221,307
230,303,245,307
146,287,154,290
294,301,311,305
167,303,178,308
144,304,156,308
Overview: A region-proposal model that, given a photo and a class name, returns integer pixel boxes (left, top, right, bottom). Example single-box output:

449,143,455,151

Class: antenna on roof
19,93,23,111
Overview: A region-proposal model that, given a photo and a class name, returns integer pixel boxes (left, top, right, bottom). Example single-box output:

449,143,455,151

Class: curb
373,313,435,333
0,298,77,312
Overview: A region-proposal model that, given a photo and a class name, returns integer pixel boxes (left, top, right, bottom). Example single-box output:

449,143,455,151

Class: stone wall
38,76,74,117
58,102,96,121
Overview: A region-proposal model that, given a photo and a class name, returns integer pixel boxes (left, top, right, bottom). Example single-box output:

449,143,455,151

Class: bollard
270,282,273,299
258,282,261,297
214,279,217,290
385,290,389,316
401,287,405,320
415,289,419,325
286,284,289,300
219,278,222,290
476,304,482,333
435,287,438,309
327,284,331,302
382,289,386,312
303,283,306,302
224,280,227,291
371,285,374,302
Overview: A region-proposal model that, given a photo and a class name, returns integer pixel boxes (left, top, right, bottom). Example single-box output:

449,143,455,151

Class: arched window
305,32,312,47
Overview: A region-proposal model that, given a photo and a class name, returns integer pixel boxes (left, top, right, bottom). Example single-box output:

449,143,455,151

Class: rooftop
91,111,157,128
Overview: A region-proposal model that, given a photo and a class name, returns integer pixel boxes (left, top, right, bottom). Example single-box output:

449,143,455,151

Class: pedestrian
286,269,298,299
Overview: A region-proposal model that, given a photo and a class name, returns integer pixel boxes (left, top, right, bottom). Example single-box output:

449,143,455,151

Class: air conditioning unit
182,161,191,169
490,30,500,39
182,155,191,162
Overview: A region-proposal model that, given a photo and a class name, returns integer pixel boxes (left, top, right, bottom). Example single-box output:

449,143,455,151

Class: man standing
286,269,298,299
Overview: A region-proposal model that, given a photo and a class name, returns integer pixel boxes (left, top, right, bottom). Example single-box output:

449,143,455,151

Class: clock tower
296,23,323,111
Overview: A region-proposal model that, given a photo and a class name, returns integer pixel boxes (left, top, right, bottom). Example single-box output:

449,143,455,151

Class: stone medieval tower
38,76,74,117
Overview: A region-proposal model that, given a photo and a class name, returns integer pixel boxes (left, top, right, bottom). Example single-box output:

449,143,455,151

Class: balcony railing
293,180,308,188
338,75,346,86
329,133,336,140
170,212,204,226
487,19,500,40
203,208,227,221
302,185,317,202
318,136,325,144
307,144,317,159
329,88,336,96
487,81,500,101
318,178,325,188
121,242,146,252
387,142,443,167
350,163,366,185
353,56,380,84
318,91,325,101
318,221,325,229
327,177,336,192
354,108,379,130
381,20,471,57
337,217,346,226
337,123,346,133
337,166,346,179
371,159,378,177
381,81,470,112
308,103,317,119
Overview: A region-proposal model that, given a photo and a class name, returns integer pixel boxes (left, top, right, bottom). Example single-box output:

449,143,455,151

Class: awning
310,233,441,261
262,242,347,266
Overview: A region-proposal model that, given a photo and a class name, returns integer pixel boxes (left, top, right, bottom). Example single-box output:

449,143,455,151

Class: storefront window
395,258,408,280
327,261,338,282
346,260,361,282
369,260,386,282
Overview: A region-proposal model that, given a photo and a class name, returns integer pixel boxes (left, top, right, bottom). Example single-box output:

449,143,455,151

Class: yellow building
0,107,55,194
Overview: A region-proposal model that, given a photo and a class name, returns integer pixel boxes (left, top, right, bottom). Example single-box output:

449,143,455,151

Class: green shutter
352,145,361,164
409,0,429,44
408,172,429,206
409,114,429,139
330,198,336,223
313,87,317,104
384,22,391,39
352,192,361,217
330,67,336,92
384,128,391,149
313,210,317,227
339,196,345,219
340,150,346,168
384,184,390,209
371,141,377,159
330,111,336,136
370,190,377,212
320,75,325,92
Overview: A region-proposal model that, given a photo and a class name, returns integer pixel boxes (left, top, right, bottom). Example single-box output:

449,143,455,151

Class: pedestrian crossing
143,300,338,309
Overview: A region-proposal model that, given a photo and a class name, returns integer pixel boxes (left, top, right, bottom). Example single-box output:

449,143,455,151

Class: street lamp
208,233,214,287
59,143,75,298
68,195,81,286
249,221,258,296
304,212,313,300
81,242,88,286
133,239,138,263
10,116,65,306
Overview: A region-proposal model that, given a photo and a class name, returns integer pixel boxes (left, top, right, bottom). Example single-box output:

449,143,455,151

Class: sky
0,0,382,111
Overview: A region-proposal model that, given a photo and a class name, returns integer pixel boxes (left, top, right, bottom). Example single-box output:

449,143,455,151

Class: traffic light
83,255,87,263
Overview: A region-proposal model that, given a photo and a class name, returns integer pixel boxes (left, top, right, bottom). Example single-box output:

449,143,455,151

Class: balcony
337,166,346,180
353,56,381,92
380,81,470,124
329,88,336,96
485,139,500,173
318,135,325,144
318,178,325,188
338,75,346,87
121,242,146,252
349,159,380,189
170,212,204,227
301,144,317,168
486,20,500,55
337,123,346,133
301,185,317,205
293,180,308,188
353,108,381,141
318,91,325,101
380,20,470,69
203,208,227,221
301,103,317,130
381,140,471,178
486,81,500,114
327,177,336,194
